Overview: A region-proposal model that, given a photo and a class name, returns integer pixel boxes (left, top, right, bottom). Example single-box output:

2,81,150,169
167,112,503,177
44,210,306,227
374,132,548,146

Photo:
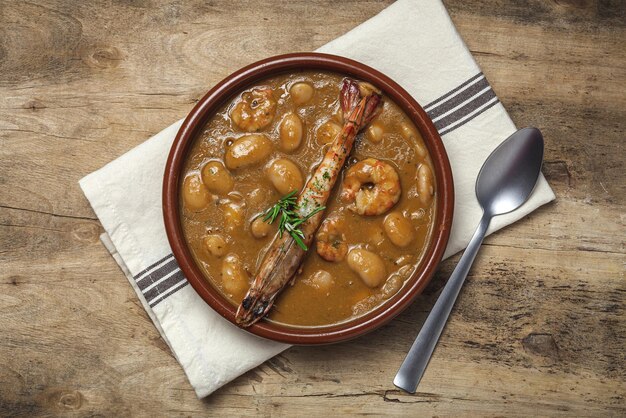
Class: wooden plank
1,0,624,416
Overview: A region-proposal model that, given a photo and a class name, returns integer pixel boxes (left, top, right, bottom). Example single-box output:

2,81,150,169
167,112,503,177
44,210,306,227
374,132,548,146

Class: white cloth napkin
80,0,555,398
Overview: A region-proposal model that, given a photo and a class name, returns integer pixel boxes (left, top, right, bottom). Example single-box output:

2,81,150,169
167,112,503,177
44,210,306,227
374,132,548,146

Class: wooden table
1,1,624,416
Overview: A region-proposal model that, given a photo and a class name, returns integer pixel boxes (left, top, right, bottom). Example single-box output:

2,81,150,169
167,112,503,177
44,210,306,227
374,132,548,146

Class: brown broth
180,71,436,327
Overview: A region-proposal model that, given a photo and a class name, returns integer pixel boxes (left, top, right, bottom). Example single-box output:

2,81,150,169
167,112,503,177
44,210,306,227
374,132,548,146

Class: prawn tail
360,92,382,126
341,78,382,127
341,78,362,114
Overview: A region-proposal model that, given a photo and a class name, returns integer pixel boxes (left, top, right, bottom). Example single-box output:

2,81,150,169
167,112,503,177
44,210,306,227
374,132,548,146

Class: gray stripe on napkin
424,72,500,135
438,97,500,135
143,269,187,305
134,253,175,281
423,72,484,111
149,278,189,308
433,89,497,132
136,258,179,290
426,76,489,119
132,253,189,308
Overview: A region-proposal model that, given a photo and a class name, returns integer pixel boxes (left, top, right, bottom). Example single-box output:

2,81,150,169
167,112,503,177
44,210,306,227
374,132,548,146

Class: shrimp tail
341,79,382,126
235,78,382,328
341,79,362,114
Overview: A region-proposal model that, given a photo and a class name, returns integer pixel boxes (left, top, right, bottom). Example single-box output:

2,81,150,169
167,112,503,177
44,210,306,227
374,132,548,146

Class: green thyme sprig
263,190,325,250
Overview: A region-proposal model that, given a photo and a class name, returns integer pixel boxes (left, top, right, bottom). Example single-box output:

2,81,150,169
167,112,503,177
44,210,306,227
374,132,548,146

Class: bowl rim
163,52,454,345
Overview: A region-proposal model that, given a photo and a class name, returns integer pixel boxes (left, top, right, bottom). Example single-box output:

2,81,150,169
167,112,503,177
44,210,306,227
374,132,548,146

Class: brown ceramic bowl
163,52,453,345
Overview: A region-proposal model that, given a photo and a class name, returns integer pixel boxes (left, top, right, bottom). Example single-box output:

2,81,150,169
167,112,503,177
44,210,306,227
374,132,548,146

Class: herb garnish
263,190,325,250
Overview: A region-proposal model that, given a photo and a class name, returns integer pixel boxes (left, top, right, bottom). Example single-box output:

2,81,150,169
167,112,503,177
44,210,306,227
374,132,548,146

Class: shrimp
231,88,277,132
316,215,348,262
340,158,401,216
235,79,382,327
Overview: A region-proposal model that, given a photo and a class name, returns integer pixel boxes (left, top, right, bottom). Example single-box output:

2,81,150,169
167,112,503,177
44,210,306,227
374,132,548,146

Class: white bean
399,121,427,158
250,216,273,239
347,248,386,288
279,112,304,152
304,270,334,293
383,212,415,247
266,158,303,195
203,234,228,257
316,121,342,144
224,134,272,170
201,161,234,195
182,174,211,211
366,121,384,143
290,82,314,105
221,254,249,296
222,202,244,232
417,163,434,206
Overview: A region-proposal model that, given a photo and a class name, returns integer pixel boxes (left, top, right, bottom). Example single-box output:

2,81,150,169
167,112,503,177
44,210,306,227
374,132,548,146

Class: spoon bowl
477,127,544,216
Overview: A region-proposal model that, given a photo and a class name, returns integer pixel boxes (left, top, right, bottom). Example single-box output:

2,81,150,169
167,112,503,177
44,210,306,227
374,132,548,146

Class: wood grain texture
1,0,624,416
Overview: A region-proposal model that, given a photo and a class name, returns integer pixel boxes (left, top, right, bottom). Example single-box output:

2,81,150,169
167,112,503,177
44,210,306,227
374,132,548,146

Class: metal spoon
393,127,544,393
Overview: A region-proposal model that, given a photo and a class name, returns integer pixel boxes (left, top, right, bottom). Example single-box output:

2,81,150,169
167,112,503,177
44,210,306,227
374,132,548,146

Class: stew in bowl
163,53,453,344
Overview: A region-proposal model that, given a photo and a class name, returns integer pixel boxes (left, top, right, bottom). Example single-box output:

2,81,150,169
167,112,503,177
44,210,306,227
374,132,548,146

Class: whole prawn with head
236,79,383,327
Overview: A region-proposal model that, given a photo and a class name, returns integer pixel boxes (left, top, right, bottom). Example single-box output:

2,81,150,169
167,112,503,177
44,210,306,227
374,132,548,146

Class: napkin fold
80,0,555,397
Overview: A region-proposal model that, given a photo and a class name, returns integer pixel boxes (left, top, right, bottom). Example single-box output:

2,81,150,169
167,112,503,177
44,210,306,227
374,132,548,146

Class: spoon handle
393,213,491,393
